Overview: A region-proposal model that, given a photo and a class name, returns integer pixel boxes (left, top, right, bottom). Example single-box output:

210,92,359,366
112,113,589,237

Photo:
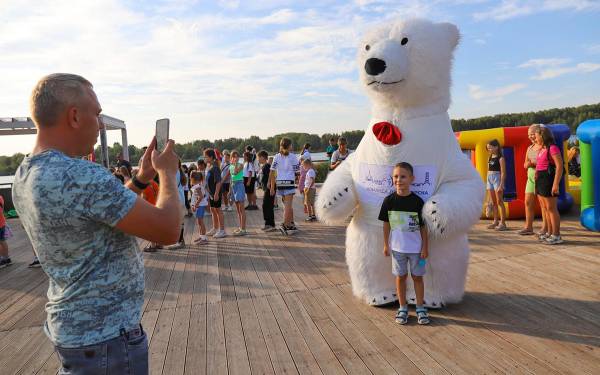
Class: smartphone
155,118,170,152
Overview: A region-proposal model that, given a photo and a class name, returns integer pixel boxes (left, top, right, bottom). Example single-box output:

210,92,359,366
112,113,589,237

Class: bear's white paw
316,184,357,224
366,291,398,306
422,198,447,238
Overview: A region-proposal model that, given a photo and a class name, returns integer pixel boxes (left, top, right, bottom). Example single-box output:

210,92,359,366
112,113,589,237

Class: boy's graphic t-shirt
191,183,208,208
378,192,425,253
304,168,316,188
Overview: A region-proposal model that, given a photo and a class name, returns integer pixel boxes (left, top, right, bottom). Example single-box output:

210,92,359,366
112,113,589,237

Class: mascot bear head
358,18,460,125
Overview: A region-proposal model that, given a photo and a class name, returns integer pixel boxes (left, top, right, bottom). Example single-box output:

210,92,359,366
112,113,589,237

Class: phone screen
155,118,170,152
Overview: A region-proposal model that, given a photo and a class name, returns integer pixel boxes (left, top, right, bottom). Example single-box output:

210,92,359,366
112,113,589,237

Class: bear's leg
345,220,397,306
406,234,470,308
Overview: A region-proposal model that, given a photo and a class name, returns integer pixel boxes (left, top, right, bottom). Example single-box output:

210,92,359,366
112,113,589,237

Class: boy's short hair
197,159,207,168
338,137,347,145
190,171,203,182
329,137,336,142
302,158,312,165
394,162,414,175
257,150,269,159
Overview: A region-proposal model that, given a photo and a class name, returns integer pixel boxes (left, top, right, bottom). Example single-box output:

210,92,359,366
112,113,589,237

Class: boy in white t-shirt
302,159,317,222
190,171,209,244
378,162,430,325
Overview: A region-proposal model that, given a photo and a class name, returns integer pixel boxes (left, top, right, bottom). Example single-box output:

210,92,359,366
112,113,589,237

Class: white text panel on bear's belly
357,163,437,205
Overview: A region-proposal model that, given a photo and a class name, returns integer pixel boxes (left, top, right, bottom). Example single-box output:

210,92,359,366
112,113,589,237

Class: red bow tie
373,122,402,145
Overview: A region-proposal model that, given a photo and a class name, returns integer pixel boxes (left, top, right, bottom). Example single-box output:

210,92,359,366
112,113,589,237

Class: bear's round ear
439,22,460,50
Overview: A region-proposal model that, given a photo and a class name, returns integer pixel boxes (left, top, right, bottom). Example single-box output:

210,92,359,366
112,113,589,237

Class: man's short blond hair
30,73,92,127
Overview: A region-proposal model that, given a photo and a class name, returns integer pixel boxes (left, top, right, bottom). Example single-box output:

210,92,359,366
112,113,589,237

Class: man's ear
66,106,80,129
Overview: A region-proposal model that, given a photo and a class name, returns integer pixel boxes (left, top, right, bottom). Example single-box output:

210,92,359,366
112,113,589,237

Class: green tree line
2,102,599,175
451,103,600,132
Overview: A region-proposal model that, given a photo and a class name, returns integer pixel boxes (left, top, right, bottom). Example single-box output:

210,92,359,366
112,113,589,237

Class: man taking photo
12,73,182,374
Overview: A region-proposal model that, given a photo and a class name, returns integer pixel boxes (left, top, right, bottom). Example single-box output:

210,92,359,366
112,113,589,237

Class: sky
1,0,599,156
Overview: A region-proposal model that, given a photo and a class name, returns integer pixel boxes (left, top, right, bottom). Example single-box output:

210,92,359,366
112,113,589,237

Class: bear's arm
316,156,358,225
422,157,485,238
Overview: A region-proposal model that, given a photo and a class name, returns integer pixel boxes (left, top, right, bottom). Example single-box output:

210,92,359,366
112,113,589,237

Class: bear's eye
365,44,370,51
401,37,408,45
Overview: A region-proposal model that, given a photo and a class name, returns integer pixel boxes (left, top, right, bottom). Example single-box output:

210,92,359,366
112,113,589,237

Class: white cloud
218,0,240,10
474,0,600,21
518,58,571,68
531,62,600,80
468,83,527,102
519,58,600,80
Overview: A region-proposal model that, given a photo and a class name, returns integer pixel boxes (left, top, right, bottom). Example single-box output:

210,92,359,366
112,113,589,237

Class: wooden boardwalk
0,193,599,374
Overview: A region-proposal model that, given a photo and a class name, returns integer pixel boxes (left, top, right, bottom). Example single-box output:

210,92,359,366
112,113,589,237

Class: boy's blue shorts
392,251,425,277
0,226,5,241
195,206,206,218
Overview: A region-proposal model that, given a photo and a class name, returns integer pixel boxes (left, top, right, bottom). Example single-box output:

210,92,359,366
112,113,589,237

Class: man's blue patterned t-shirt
12,150,143,348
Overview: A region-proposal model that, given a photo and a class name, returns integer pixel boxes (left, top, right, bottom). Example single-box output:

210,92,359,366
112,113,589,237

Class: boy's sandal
486,222,499,229
517,228,534,235
143,244,157,253
395,308,408,325
416,308,430,325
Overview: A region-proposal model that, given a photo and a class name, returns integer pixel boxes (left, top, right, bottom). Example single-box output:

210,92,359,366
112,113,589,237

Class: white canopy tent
0,115,129,167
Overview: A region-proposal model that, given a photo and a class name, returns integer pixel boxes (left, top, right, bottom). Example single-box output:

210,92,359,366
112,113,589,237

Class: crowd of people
102,136,351,251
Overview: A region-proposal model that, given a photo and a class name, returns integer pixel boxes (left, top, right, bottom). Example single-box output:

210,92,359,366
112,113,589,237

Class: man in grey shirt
12,73,182,374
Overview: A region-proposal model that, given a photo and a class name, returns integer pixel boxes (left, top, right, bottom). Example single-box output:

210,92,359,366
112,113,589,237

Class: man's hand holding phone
152,140,179,179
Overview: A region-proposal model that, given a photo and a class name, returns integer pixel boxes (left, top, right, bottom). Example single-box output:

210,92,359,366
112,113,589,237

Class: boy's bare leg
0,241,8,258
396,275,408,307
412,275,424,306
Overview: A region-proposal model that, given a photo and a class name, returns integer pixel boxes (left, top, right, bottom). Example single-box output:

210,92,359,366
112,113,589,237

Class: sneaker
487,222,499,229
214,230,227,238
167,241,185,250
279,223,288,236
28,258,41,268
305,216,313,222
495,223,508,231
517,228,534,235
0,258,12,268
545,235,564,245
194,236,208,243
537,232,549,241
143,244,158,253
206,228,217,236
310,215,317,222
234,229,248,236
232,228,242,234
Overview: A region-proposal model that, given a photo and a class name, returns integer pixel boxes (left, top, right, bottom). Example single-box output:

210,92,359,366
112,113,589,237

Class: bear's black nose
365,58,386,76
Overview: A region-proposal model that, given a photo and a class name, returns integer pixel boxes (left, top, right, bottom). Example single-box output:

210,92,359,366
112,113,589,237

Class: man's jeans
55,325,148,375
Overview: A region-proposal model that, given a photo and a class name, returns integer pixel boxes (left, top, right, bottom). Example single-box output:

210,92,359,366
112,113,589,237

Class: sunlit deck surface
0,193,599,374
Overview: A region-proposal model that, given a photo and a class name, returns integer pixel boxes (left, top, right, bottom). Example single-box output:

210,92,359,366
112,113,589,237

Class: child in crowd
270,137,300,234
0,195,11,268
243,151,258,210
171,160,187,249
229,150,248,236
379,162,430,325
182,164,192,216
302,159,317,222
258,150,277,231
330,137,350,170
298,143,311,198
486,139,507,231
190,171,209,244
268,156,280,210
142,175,162,253
326,137,338,159
204,149,227,238
220,150,233,211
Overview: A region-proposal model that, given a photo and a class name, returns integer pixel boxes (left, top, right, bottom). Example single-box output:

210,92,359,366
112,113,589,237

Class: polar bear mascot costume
316,18,484,308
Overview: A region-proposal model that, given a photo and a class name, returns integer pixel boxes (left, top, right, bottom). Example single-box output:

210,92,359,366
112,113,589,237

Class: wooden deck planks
0,190,598,375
